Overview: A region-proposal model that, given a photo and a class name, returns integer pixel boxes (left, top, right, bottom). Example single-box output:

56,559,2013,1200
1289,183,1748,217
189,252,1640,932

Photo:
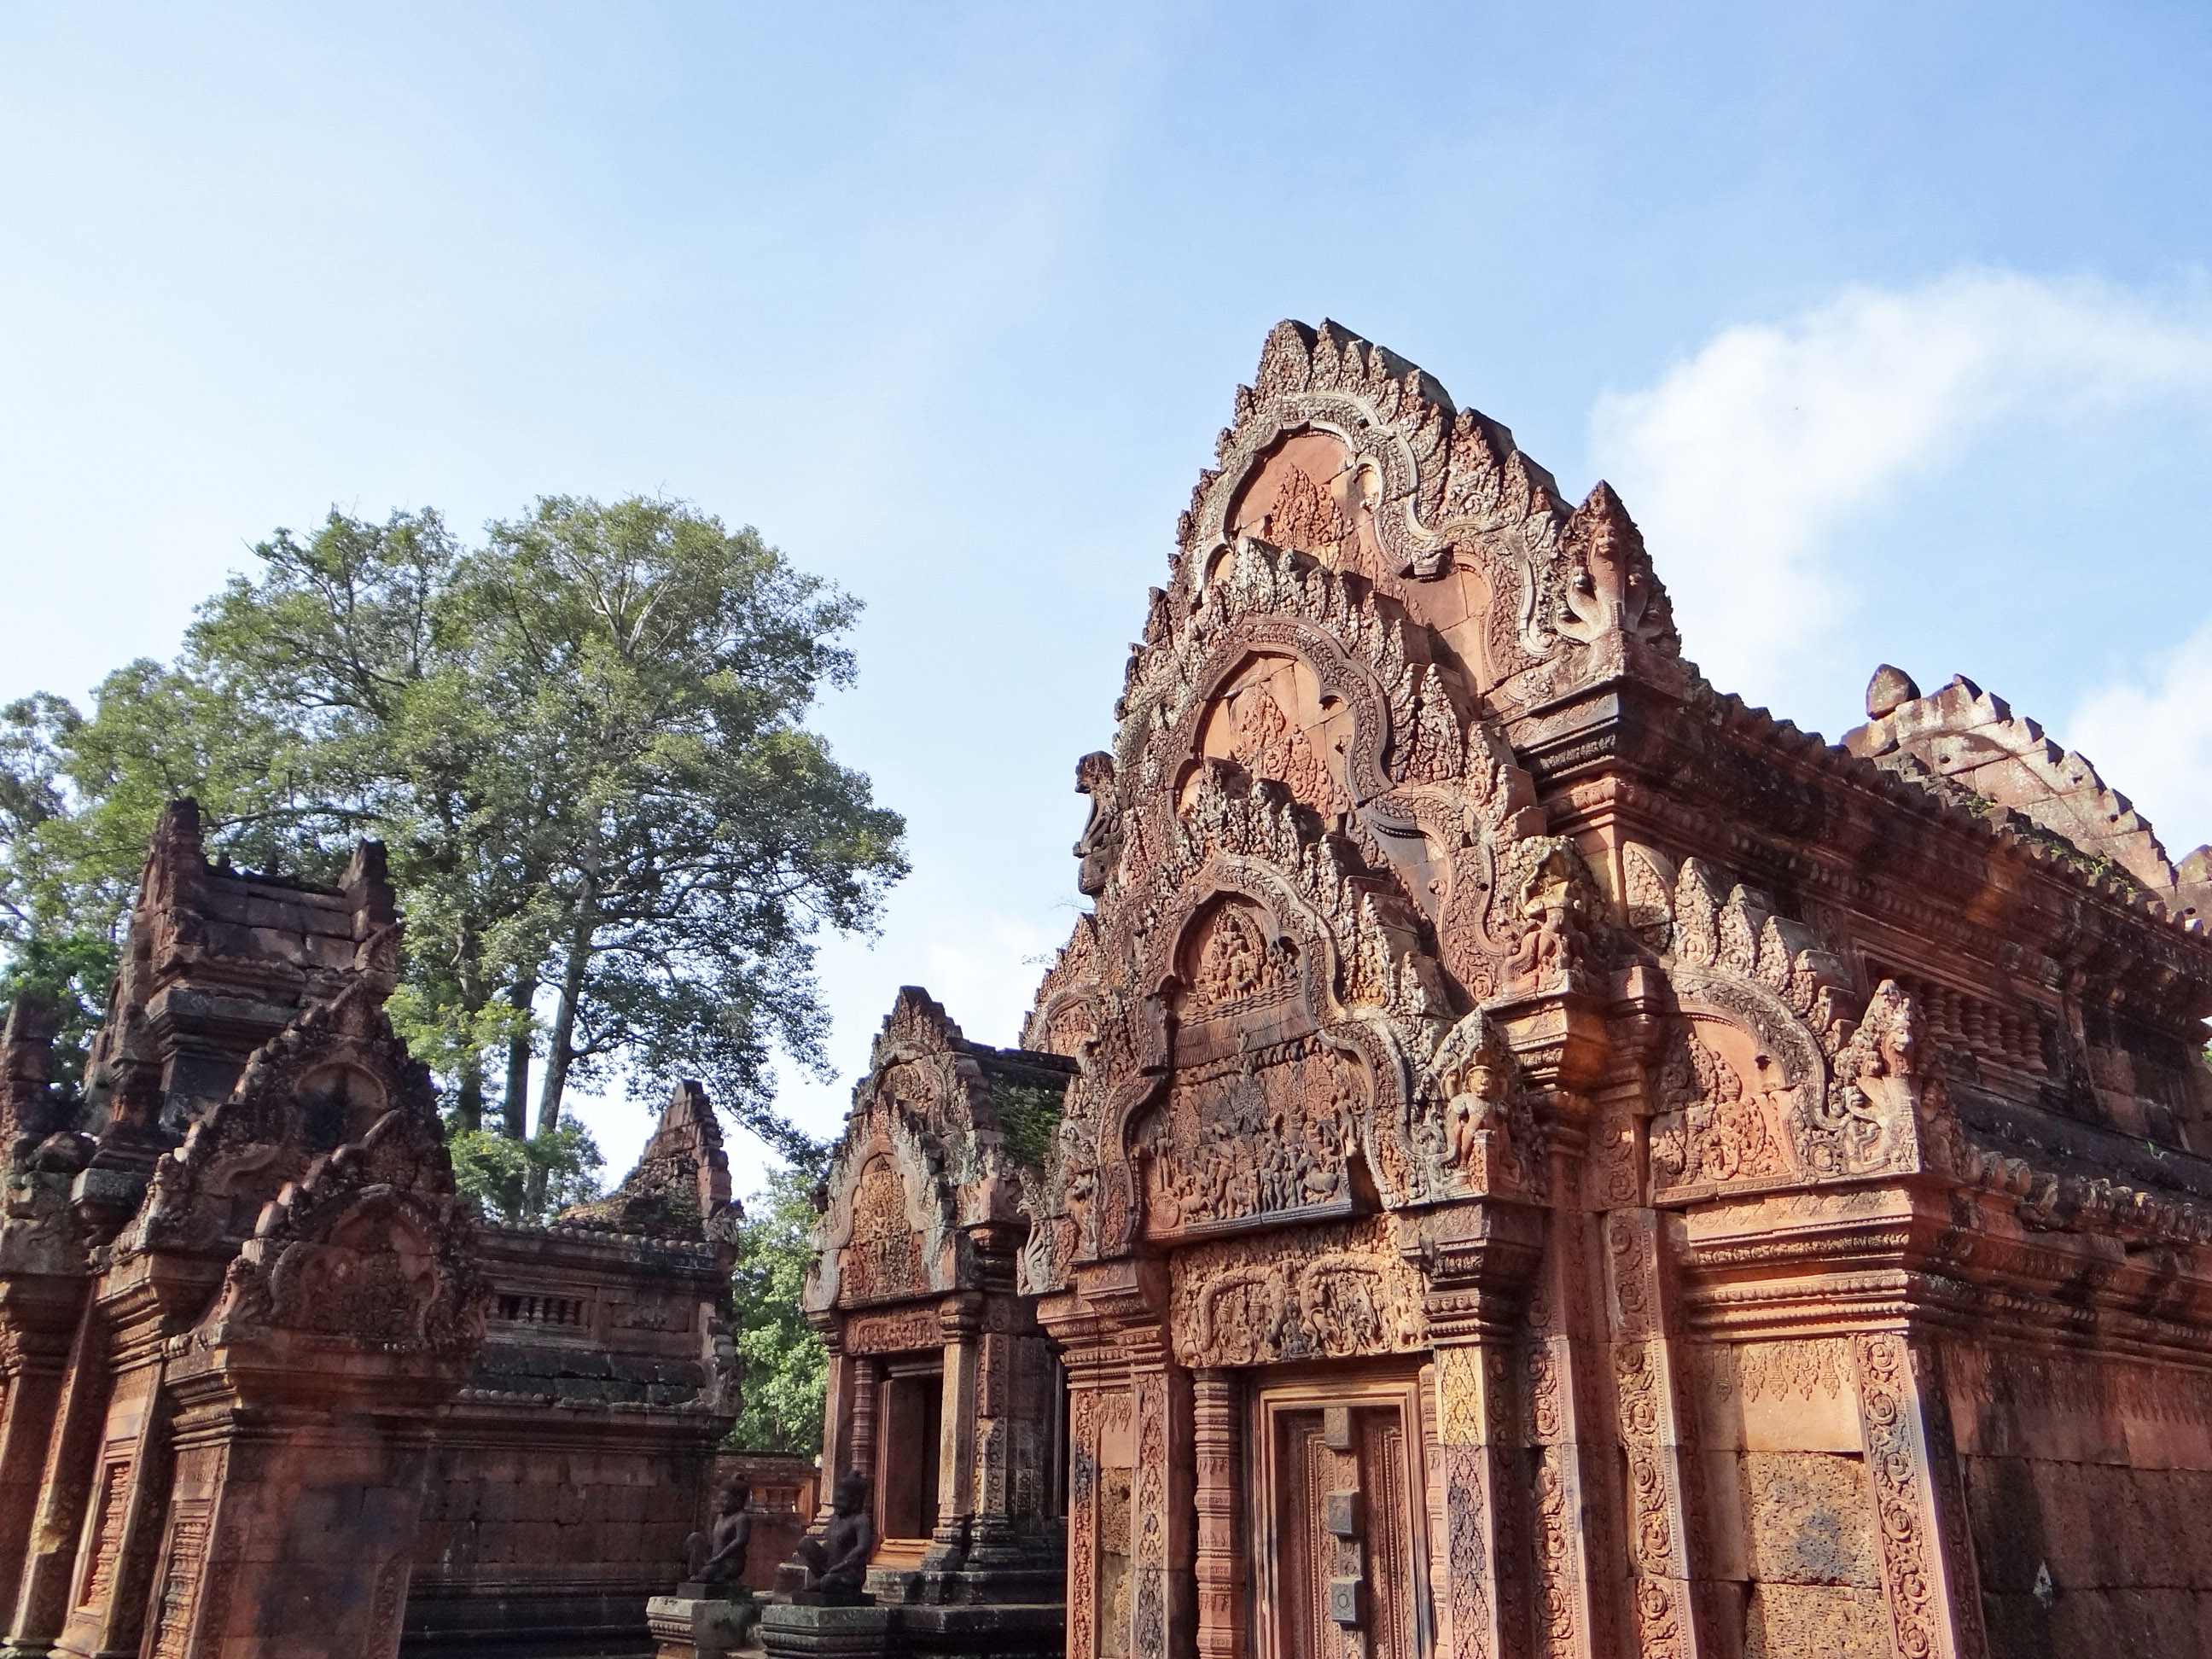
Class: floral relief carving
1622,842,1676,953
1068,1388,1099,1659
1647,1016,1787,1191
1853,1333,1942,1659
1132,1375,1169,1659
845,1307,941,1356
1736,1339,1853,1401
1615,1341,1685,1656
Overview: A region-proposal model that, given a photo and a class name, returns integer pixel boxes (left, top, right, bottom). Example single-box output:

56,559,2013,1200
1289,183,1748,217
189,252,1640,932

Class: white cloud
2065,620,2212,864
1589,270,2212,696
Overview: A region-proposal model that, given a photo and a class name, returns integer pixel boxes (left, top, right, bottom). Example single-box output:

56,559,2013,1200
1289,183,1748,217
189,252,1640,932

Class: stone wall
399,1215,738,1656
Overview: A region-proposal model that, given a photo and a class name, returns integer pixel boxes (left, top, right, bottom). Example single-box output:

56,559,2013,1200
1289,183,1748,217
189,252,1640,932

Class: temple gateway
777,321,2212,1659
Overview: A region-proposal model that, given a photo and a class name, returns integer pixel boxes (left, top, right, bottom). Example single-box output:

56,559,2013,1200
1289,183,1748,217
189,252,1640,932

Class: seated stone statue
683,1477,753,1595
785,1471,875,1605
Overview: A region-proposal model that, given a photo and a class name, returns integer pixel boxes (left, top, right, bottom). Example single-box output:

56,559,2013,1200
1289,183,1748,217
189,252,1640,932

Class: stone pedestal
758,1601,897,1659
649,1592,763,1658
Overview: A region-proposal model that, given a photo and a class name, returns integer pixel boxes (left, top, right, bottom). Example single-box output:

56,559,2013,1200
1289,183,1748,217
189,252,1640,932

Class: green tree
445,1123,607,1225
457,497,905,1200
726,1165,828,1455
0,498,905,1177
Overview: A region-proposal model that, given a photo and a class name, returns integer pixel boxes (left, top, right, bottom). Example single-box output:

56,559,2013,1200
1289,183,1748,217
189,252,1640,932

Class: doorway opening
1252,1375,1431,1659
875,1359,943,1562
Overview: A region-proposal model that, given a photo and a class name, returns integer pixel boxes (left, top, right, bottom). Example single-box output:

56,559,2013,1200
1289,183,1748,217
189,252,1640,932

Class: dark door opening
876,1367,942,1543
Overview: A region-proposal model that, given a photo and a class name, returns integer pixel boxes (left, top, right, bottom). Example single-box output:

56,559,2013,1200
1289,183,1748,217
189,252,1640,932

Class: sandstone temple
3,319,2210,1659
774,321,2212,1659
0,801,757,1657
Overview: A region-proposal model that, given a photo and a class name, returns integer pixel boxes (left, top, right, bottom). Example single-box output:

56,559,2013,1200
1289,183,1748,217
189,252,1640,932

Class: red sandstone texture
0,803,748,1658
796,322,2212,1659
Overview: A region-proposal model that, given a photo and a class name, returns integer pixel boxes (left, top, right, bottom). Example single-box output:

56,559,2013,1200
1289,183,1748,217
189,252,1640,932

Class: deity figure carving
787,1473,876,1606
684,1478,753,1593
1074,751,1123,898
1504,841,1599,995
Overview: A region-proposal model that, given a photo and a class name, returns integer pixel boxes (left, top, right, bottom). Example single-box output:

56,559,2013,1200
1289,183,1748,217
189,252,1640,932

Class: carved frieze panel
1138,1037,1367,1239
845,1307,942,1357
1167,1216,1427,1367
840,1155,927,1305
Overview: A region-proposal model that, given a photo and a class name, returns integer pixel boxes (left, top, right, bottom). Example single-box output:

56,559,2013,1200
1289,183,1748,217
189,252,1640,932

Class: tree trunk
453,1061,483,1133
503,974,536,1140
527,862,600,1213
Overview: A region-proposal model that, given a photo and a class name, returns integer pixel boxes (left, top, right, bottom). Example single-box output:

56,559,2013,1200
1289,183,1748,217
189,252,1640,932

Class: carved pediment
126,974,436,1259
198,1104,486,1365
1629,847,1948,1201
1172,320,1683,718
811,987,1072,1313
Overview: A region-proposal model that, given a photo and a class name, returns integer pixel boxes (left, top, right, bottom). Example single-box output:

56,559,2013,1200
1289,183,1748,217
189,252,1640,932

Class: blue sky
7,3,2212,1192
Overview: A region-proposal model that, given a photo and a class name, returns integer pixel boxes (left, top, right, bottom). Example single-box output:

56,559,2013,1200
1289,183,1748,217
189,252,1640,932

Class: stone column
0,1271,86,1623
923,1298,981,1574
847,1358,882,1497
1851,1333,1989,1659
1190,1369,1243,1659
3,1301,113,1658
808,1336,854,1534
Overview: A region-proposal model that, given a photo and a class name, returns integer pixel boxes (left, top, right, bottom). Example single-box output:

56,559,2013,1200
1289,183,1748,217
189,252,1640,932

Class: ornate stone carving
1412,1009,1541,1197
1503,839,1603,997
198,1101,488,1365
1167,1217,1425,1367
1853,1333,1942,1659
1074,752,1125,899
843,1307,941,1356
841,1156,926,1304
127,972,422,1259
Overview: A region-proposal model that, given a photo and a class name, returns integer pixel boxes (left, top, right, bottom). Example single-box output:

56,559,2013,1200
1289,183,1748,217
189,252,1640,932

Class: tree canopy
0,497,906,1212
725,1164,830,1454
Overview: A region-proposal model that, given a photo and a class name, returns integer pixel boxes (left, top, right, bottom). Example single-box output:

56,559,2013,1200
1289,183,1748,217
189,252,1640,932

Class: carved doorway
1253,1377,1430,1659
873,1358,942,1574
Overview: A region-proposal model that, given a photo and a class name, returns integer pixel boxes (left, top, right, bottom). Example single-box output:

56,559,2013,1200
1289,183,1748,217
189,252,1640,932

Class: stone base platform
648,1593,764,1659
758,1602,1062,1659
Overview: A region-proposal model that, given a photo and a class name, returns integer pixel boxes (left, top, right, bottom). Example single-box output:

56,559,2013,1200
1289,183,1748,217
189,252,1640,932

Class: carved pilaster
0,1271,86,1625
924,1297,981,1574
1190,1370,1243,1659
1852,1333,1988,1659
1602,1208,1714,1659
1126,1347,1189,1659
1432,1345,1516,1659
2,1303,112,1658
847,1357,881,1501
1522,1196,1633,1659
